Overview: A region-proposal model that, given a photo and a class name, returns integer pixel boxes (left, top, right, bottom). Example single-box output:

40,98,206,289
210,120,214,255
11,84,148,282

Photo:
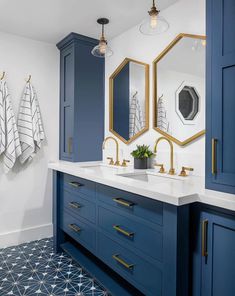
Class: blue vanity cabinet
57,33,104,162
191,205,235,296
206,0,235,193
53,172,190,296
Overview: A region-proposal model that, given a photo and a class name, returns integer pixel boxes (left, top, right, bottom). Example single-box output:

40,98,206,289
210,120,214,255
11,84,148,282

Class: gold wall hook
26,75,32,83
0,71,5,80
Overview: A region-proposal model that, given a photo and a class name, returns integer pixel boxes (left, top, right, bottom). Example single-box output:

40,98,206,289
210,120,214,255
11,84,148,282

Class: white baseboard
0,223,53,248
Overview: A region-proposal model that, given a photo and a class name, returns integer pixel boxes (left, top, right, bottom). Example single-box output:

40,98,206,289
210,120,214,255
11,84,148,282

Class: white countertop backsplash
48,161,235,212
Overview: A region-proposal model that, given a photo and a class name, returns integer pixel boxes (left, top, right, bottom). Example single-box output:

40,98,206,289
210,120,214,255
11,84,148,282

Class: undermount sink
80,164,119,172
118,172,181,184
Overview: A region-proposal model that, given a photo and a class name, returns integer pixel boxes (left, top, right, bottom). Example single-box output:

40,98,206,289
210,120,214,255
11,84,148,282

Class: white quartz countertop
48,161,235,211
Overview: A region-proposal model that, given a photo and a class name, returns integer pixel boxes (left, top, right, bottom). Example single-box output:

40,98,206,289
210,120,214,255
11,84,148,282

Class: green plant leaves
131,145,154,159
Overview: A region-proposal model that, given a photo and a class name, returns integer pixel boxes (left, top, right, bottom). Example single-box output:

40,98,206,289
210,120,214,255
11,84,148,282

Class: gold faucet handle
179,166,194,177
114,160,120,166
121,159,130,167
107,157,114,165
154,163,166,174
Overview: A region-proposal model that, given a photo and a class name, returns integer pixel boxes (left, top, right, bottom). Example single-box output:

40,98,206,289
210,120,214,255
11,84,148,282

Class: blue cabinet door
206,0,235,193
191,206,235,296
59,45,75,161
57,33,104,162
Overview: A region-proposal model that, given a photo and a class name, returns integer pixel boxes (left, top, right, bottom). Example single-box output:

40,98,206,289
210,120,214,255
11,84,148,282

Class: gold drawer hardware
107,157,114,165
68,223,81,233
68,137,72,155
212,138,218,175
69,201,81,209
68,181,82,188
121,159,130,167
113,198,134,208
112,254,134,270
154,163,166,173
179,166,194,177
113,225,134,237
202,219,208,257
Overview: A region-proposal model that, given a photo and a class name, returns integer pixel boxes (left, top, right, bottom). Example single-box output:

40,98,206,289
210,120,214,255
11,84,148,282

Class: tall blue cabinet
57,33,104,162
206,0,235,194
191,204,235,296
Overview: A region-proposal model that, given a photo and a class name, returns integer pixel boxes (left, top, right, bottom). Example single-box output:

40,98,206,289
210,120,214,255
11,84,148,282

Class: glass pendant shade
139,0,169,35
91,18,113,58
91,38,113,58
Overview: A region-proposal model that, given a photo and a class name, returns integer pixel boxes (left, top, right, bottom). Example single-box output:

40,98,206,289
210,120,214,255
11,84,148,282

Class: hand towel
0,80,22,172
18,82,45,164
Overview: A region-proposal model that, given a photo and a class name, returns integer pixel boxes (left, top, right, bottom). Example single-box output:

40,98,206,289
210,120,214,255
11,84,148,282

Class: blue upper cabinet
206,0,235,193
57,33,104,162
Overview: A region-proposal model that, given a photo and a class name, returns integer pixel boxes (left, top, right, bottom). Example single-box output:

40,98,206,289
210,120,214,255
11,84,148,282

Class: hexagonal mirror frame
153,33,206,146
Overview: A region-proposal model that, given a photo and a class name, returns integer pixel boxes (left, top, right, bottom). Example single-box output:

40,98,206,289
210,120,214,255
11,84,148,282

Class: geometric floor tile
0,238,109,296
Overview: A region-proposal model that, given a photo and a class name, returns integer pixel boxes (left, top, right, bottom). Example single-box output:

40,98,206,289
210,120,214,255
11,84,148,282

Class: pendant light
91,18,113,58
139,0,169,35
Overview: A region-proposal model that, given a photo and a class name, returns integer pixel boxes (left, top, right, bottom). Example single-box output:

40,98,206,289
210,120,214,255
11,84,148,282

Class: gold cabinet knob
121,159,130,167
179,166,194,177
154,163,166,173
107,157,114,165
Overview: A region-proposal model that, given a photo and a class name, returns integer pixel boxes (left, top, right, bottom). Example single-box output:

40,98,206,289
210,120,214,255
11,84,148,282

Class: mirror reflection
110,58,149,144
154,34,206,146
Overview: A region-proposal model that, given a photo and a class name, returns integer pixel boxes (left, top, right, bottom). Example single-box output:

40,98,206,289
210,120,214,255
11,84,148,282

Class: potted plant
131,145,154,169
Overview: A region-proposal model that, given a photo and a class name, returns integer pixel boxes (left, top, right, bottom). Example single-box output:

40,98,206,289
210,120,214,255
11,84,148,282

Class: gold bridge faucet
102,136,120,166
154,137,175,175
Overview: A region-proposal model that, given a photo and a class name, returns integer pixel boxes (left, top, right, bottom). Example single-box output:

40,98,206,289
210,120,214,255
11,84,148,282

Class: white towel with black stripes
0,80,22,173
129,93,145,138
18,82,45,164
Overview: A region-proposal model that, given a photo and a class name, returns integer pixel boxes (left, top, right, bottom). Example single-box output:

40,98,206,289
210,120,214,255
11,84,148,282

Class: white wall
158,69,205,141
0,32,59,247
104,0,206,176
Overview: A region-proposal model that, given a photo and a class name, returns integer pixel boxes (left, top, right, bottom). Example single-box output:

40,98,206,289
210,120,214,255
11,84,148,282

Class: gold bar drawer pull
202,220,208,257
68,181,82,188
68,224,81,233
69,202,81,209
113,225,134,237
212,138,218,175
113,198,135,208
112,254,134,270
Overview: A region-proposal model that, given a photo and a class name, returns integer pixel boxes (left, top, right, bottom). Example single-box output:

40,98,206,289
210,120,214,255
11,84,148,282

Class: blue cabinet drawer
61,190,96,224
97,184,163,226
61,210,96,252
62,173,96,199
98,206,162,262
97,232,162,296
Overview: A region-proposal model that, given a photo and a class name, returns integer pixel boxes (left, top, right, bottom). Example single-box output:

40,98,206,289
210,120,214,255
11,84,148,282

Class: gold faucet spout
102,136,120,166
154,137,175,175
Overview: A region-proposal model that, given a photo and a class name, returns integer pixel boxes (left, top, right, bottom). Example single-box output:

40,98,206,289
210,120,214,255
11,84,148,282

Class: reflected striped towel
0,80,22,173
18,82,45,164
129,93,145,138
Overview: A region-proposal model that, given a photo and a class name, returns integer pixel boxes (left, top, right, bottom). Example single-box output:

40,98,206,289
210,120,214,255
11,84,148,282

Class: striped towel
0,80,22,173
18,82,45,164
157,95,169,133
129,93,145,138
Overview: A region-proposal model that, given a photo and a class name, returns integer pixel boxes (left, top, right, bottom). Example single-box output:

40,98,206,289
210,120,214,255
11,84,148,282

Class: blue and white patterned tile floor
0,238,109,296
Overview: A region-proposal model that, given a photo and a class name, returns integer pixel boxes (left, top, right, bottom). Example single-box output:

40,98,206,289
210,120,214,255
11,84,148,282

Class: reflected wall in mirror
153,33,206,146
109,58,149,144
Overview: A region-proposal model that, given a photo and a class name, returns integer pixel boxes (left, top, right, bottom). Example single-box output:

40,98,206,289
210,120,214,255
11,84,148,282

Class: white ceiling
0,0,178,44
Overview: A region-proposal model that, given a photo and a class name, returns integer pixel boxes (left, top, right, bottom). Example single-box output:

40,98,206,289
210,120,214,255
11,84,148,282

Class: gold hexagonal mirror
153,33,206,146
109,58,149,144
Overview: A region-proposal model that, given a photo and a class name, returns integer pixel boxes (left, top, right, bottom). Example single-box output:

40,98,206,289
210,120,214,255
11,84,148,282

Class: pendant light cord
101,24,104,38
